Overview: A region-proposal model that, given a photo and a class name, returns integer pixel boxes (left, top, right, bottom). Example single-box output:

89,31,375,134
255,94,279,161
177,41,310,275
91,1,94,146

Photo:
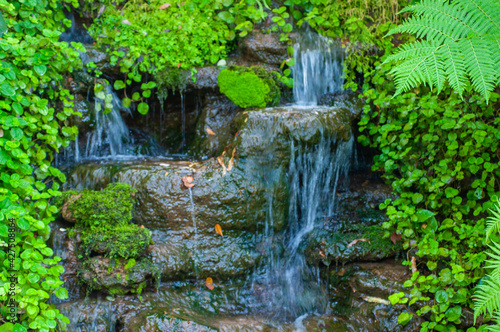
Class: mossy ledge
217,66,281,108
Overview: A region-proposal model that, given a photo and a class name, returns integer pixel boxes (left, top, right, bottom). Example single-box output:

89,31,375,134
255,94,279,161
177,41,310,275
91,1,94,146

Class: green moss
80,223,152,259
218,66,281,108
66,183,137,227
155,68,190,101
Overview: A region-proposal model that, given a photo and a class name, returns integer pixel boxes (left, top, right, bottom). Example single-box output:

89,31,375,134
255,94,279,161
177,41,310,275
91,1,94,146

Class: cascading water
85,83,131,159
292,29,344,106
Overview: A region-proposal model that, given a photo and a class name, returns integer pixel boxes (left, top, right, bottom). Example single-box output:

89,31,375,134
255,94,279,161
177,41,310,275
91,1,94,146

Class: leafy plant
0,0,84,330
385,0,500,101
474,201,500,329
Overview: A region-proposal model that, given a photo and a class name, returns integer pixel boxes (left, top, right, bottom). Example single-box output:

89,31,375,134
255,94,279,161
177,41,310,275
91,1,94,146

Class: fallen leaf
362,296,390,305
180,1,185,5
347,238,370,248
159,2,171,9
97,5,106,18
337,268,345,277
411,256,417,273
217,156,227,176
176,62,181,68
422,223,427,229
234,130,240,138
361,180,369,186
227,148,236,171
165,172,169,176
319,249,325,257
215,224,223,237
348,280,356,293
205,277,214,290
390,232,402,245
140,225,144,229
122,19,131,25
206,127,216,135
182,176,194,188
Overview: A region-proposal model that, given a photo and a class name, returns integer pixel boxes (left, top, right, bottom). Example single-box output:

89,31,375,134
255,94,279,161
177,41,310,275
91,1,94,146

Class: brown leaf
347,238,370,248
338,268,346,277
140,225,144,229
390,232,402,245
319,249,325,257
422,223,427,229
361,180,369,187
182,176,194,188
61,194,81,223
206,127,216,136
159,2,171,9
121,19,131,25
227,148,236,171
348,280,356,293
205,277,214,290
234,130,240,138
176,63,181,68
217,156,227,176
411,256,417,273
215,224,223,237
180,1,185,5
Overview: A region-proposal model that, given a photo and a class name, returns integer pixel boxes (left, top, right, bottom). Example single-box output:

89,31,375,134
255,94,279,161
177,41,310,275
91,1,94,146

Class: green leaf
222,0,233,6
34,65,47,76
445,306,461,321
436,290,449,303
0,11,7,37
13,324,27,332
416,209,434,222
54,287,68,300
397,312,412,325
114,80,126,90
445,187,459,198
218,11,235,23
137,102,149,115
0,83,15,97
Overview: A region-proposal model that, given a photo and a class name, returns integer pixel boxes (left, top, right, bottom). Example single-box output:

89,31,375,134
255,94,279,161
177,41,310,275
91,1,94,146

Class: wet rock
237,31,288,67
80,46,122,78
327,260,423,331
188,67,221,90
148,229,260,279
124,312,217,332
79,256,157,295
188,95,239,158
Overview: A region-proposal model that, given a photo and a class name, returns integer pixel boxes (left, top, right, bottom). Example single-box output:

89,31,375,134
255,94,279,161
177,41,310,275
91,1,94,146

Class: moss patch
64,183,137,227
217,66,280,108
80,223,152,259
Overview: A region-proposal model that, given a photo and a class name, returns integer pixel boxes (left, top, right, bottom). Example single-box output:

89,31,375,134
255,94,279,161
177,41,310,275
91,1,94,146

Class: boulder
236,31,288,67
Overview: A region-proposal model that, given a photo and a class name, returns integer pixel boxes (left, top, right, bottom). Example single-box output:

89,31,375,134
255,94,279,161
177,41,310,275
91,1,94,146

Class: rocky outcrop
234,31,289,68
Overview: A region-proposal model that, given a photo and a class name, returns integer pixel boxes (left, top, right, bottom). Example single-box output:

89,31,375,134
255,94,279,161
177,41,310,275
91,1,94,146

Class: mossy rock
79,256,158,296
217,66,280,108
61,182,137,227
80,223,152,259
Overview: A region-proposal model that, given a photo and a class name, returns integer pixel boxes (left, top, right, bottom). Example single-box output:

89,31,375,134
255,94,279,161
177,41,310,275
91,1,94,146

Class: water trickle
85,83,131,159
292,29,344,106
181,92,186,152
188,187,200,279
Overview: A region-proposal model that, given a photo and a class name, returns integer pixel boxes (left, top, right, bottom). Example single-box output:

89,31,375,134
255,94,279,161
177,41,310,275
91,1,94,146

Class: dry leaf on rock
227,148,236,171
217,156,227,176
390,232,402,244
206,127,216,136
98,5,106,18
411,256,417,273
159,3,171,9
182,176,194,188
205,277,214,290
346,238,370,248
362,296,390,305
215,224,223,237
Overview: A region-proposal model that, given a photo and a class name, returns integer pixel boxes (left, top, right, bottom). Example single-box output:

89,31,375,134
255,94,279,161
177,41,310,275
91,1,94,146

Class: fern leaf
438,42,468,96
389,17,456,44
474,275,500,322
460,37,497,102
486,325,500,332
457,0,500,34
486,200,500,241
385,40,441,63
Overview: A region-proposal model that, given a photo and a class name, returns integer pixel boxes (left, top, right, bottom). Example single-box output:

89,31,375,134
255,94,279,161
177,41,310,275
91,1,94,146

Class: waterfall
292,29,344,106
85,83,131,159
252,136,353,319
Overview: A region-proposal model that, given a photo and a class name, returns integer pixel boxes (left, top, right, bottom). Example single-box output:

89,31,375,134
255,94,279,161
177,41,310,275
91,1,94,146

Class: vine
0,0,83,330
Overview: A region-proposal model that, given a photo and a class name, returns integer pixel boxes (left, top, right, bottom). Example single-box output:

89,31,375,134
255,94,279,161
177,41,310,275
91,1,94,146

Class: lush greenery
355,0,500,330
0,0,85,330
474,201,500,330
385,0,500,101
218,66,281,108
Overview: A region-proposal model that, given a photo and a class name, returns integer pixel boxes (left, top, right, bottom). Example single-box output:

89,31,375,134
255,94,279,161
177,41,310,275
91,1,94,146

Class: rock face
236,31,289,68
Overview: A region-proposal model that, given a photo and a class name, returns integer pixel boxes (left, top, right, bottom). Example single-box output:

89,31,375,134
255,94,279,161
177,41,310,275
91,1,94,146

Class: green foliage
358,55,500,329
474,201,500,329
80,223,152,259
385,0,500,102
0,0,84,329
218,66,281,108
65,183,137,227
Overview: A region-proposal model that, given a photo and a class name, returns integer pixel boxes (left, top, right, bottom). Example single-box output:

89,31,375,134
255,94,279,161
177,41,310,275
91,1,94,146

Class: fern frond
437,42,468,96
486,200,500,241
457,0,500,34
394,0,480,38
474,275,500,322
484,241,500,280
486,324,500,332
460,37,497,102
387,0,500,100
